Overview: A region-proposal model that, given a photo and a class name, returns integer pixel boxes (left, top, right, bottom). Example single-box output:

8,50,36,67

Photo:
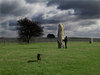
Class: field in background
0,37,100,43
0,42,100,75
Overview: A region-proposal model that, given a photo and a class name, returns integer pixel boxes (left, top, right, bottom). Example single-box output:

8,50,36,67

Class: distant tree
47,34,55,38
17,18,43,43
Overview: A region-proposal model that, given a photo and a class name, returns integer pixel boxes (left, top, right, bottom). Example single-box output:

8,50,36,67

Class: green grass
0,42,100,75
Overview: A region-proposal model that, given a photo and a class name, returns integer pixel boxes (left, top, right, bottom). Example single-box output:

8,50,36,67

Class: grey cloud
48,0,100,19
25,0,47,3
1,19,17,26
32,14,63,24
78,21,96,26
0,0,30,17
0,0,22,15
0,19,17,37
72,30,100,38
8,20,17,26
44,26,57,30
32,9,77,24
0,30,17,37
9,27,16,31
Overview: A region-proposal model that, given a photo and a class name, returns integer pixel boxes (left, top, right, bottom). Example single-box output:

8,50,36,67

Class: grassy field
0,42,100,75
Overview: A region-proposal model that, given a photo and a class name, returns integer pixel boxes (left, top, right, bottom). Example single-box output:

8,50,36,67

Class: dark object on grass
37,54,41,60
89,41,91,44
27,53,42,63
89,38,93,44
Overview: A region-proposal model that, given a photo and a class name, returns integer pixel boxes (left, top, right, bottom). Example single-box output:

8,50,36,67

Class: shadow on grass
27,60,37,63
24,48,39,50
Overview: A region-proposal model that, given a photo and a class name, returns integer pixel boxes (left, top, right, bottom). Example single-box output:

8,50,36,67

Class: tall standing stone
57,24,65,48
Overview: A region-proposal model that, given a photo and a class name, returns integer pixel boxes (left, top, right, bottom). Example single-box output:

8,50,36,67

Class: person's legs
65,42,67,48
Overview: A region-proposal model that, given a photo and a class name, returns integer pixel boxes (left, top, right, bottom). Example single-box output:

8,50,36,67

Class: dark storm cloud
8,20,17,26
25,0,47,3
0,1,17,15
32,14,63,24
0,0,21,15
1,19,17,26
45,26,57,30
32,9,77,25
48,0,100,19
9,27,16,31
0,19,17,37
0,31,7,35
0,0,29,16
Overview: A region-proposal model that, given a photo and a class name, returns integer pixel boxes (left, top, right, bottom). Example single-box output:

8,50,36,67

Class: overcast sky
0,0,100,38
